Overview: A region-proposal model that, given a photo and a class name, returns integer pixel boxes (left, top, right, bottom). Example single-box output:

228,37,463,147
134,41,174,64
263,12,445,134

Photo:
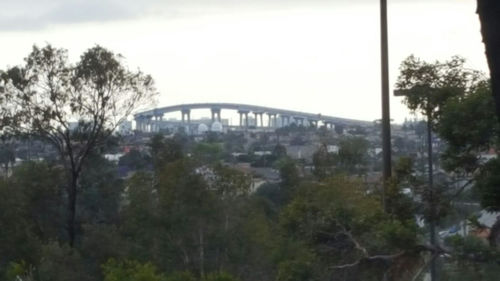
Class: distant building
327,145,339,153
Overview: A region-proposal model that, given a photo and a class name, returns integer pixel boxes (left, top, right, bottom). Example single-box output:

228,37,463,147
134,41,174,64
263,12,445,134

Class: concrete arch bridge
134,103,370,133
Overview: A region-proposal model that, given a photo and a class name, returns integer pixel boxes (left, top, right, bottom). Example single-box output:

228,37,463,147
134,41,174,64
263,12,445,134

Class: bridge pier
294,117,304,126
134,117,142,132
323,121,336,130
211,108,221,123
152,114,163,132
309,119,318,128
181,109,191,123
281,115,290,127
253,112,264,127
144,115,153,132
267,113,277,128
238,110,249,128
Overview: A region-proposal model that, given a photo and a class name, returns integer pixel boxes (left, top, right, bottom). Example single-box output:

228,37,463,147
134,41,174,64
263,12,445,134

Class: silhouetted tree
0,44,156,246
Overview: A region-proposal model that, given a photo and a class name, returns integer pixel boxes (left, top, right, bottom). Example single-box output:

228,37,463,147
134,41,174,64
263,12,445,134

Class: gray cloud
0,0,141,30
0,0,446,31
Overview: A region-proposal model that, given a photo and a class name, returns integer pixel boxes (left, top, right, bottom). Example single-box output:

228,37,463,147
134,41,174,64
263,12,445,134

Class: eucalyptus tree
1,44,157,246
395,55,484,279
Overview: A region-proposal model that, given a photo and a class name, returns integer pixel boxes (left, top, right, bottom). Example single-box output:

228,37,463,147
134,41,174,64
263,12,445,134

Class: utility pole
380,0,392,208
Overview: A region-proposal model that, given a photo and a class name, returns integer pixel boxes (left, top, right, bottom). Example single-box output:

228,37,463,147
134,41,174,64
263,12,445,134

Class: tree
337,137,369,174
0,44,156,246
78,153,124,225
312,144,337,180
396,55,482,123
395,55,485,280
477,0,500,120
279,176,419,280
0,136,15,177
119,149,151,171
149,133,183,170
37,243,91,281
101,259,165,281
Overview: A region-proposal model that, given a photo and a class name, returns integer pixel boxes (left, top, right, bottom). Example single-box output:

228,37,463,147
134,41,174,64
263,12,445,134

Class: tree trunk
199,226,205,278
477,0,500,120
67,173,78,247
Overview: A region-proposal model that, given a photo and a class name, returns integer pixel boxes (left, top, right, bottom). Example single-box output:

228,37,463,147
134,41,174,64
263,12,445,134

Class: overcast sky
0,0,487,123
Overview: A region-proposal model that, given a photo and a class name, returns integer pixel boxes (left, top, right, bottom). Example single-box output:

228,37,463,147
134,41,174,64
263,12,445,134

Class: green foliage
278,158,300,189
38,243,90,281
443,235,500,280
337,136,369,174
396,55,483,120
273,144,287,159
119,149,151,170
222,132,246,154
150,134,184,169
102,259,165,281
203,272,240,281
193,142,224,164
375,220,417,250
165,271,197,281
4,261,34,281
0,162,65,270
438,84,499,173
276,260,314,281
255,182,285,209
1,44,157,246
393,157,414,182
212,163,251,198
280,176,417,272
475,159,500,211
312,144,337,180
445,235,496,261
438,84,498,151
79,154,124,224
80,224,128,276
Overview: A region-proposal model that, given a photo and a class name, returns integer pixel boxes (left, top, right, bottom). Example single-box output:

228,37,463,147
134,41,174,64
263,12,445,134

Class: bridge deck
134,103,370,126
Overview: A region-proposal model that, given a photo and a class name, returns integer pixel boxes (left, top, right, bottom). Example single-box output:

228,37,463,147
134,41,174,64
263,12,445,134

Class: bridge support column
294,117,304,126
181,109,191,124
211,108,221,123
253,112,264,127
281,115,290,127
309,120,318,128
267,113,277,127
153,115,163,132
158,115,163,131
134,118,141,132
145,116,153,133
238,110,249,128
324,121,334,130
